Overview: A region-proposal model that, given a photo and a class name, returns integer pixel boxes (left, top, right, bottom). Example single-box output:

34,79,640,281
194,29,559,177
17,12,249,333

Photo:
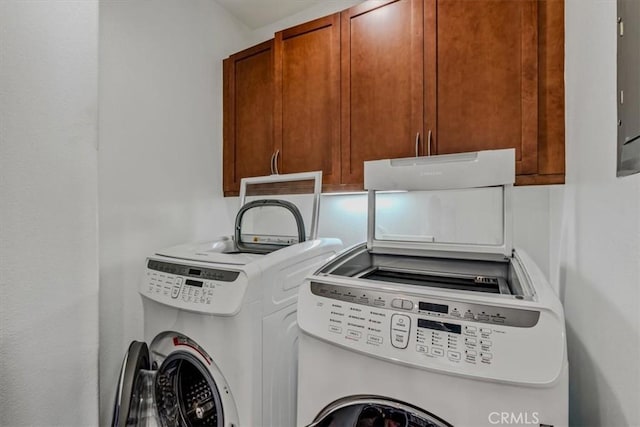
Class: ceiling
216,0,327,29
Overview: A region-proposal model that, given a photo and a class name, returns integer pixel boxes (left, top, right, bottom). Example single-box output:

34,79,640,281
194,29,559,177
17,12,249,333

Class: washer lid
364,149,515,259
111,341,150,427
308,395,452,427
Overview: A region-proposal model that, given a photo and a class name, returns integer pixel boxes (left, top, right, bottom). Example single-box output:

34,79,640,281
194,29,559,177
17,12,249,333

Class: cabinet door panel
223,41,274,195
275,15,340,184
430,0,538,174
342,0,424,185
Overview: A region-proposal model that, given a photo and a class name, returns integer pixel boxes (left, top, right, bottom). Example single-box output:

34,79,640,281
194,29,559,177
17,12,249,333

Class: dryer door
112,341,151,427
308,396,453,427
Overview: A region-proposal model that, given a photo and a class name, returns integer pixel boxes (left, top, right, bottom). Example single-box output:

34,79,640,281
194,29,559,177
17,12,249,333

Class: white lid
364,149,515,259
239,171,322,240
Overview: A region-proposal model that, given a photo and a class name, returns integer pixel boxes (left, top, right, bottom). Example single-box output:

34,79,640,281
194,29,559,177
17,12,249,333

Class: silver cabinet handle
270,152,275,174
274,150,280,175
427,130,432,156
415,132,420,157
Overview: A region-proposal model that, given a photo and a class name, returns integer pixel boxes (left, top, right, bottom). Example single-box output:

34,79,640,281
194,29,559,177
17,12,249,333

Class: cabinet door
426,0,538,175
341,0,424,186
274,14,341,186
223,40,274,196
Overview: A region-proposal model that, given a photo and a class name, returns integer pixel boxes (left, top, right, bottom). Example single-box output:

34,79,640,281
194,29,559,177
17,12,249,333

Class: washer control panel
312,282,539,327
302,281,564,384
141,259,243,314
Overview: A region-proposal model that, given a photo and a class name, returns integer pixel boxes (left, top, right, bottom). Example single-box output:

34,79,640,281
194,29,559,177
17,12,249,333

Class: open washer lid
238,171,322,241
364,149,515,260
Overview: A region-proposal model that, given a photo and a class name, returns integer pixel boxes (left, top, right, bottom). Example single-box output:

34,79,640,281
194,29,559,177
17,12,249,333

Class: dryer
297,151,568,427
112,172,343,427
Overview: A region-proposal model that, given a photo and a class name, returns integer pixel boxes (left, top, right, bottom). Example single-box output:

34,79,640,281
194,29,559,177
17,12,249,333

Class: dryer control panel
299,281,565,386
140,258,246,315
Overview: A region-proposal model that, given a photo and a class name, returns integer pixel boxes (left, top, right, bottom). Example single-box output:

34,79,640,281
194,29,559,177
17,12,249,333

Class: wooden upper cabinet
222,0,565,194
341,0,425,186
274,14,341,186
223,40,274,196
426,0,540,175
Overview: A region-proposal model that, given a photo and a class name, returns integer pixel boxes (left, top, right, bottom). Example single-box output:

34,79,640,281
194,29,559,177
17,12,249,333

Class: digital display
188,268,202,276
419,302,449,313
418,319,461,334
185,279,203,288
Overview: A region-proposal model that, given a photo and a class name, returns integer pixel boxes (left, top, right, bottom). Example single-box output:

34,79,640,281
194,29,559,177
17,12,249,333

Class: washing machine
297,150,568,427
112,172,343,427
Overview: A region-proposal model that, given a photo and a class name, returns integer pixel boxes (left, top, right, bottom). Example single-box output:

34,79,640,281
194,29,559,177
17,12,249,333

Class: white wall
0,1,99,426
98,1,250,424
552,0,640,425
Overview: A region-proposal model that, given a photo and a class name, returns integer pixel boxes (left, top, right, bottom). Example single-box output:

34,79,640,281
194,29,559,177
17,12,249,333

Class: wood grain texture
516,173,564,186
244,179,317,196
223,40,275,195
341,0,424,185
537,0,565,176
274,14,341,184
433,0,539,175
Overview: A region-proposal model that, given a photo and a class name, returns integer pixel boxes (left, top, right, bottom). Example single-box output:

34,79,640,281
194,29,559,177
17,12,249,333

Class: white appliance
297,150,568,427
112,172,343,427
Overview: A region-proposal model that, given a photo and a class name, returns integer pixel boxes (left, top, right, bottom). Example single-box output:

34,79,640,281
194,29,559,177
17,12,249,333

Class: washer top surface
155,238,264,266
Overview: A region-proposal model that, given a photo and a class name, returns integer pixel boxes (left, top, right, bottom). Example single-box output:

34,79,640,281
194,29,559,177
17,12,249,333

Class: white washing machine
112,172,343,427
297,151,568,427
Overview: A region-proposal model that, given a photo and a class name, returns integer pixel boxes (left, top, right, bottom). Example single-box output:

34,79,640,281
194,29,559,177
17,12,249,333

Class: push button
367,335,383,345
391,299,404,309
448,351,461,361
391,314,411,332
347,329,362,340
431,348,444,357
402,300,414,310
328,325,342,334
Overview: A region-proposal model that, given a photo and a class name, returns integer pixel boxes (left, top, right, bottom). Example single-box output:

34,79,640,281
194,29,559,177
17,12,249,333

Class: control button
391,299,404,309
171,286,181,298
367,335,383,345
206,297,212,304
448,351,461,361
416,344,427,353
402,300,414,310
391,331,409,349
464,326,477,334
431,348,444,357
466,350,477,356
463,311,475,320
480,328,492,335
347,329,362,340
391,314,411,332
450,310,461,317
481,352,493,360
480,339,493,347
465,337,477,345
329,325,343,334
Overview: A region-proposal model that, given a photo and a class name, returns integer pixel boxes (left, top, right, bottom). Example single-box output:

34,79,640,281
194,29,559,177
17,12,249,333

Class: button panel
146,271,219,306
313,282,502,371
310,282,540,328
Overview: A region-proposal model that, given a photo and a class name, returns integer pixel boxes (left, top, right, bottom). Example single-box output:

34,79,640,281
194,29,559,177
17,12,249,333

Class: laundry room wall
550,0,640,424
98,1,250,424
0,1,100,426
